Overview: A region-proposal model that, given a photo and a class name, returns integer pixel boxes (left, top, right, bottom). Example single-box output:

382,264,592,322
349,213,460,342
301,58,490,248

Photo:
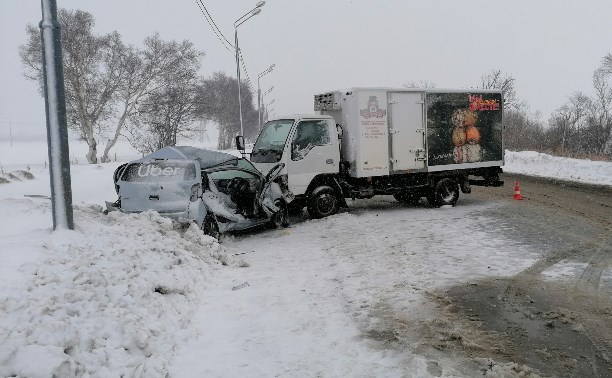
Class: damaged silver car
106,146,293,238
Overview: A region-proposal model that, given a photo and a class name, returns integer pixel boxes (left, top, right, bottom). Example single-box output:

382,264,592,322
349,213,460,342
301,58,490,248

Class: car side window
291,120,331,161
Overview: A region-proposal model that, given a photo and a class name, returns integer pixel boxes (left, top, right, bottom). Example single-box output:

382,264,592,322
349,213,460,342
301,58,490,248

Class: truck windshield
251,119,294,163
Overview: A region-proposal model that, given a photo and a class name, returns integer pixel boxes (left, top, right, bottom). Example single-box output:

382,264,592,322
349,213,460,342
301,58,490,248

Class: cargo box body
315,88,504,178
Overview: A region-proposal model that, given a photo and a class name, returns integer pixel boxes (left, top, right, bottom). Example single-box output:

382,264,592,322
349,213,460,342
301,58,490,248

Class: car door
286,119,339,195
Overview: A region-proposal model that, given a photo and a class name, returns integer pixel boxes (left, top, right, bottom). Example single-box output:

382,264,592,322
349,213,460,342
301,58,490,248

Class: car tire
269,200,289,229
307,186,340,219
202,214,220,240
427,178,459,207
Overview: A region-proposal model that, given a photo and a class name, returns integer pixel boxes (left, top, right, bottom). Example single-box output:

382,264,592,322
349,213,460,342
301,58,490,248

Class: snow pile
0,170,35,183
504,150,612,186
0,205,226,377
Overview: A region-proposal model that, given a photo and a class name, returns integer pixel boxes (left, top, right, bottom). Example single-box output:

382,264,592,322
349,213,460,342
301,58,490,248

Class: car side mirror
190,183,203,202
235,135,245,151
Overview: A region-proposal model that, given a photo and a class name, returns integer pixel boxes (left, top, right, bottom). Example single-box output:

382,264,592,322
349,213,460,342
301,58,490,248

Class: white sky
1,0,612,141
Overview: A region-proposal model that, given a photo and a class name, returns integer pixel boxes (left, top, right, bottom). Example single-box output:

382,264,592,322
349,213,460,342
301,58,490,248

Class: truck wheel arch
304,174,346,218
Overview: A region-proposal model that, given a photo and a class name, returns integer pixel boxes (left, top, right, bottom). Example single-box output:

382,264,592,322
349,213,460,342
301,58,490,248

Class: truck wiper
252,148,276,155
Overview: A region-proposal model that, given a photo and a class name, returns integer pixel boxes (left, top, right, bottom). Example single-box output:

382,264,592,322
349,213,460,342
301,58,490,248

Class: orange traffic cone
513,181,523,200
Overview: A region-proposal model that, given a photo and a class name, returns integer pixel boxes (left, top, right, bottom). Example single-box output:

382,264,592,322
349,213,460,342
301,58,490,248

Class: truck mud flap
332,177,348,208
469,179,504,187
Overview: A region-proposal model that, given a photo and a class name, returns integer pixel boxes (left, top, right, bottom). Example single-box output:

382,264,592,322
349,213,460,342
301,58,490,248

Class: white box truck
242,87,504,218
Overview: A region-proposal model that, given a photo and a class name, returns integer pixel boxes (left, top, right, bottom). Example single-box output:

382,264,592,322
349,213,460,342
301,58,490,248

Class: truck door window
291,120,331,161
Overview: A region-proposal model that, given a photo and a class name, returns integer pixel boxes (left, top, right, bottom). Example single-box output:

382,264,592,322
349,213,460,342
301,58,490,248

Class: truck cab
250,115,342,217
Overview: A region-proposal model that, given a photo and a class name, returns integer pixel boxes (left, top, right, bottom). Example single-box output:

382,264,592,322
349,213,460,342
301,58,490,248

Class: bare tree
480,69,520,111
20,10,206,162
403,80,437,89
503,108,546,152
596,54,612,155
101,35,204,161
20,9,126,163
194,72,257,149
125,40,203,155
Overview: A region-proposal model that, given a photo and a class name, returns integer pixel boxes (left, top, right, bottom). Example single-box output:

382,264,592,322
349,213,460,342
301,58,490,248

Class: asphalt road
440,173,612,377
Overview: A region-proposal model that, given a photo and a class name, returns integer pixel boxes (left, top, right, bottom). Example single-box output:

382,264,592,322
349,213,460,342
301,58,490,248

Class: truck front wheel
307,186,340,219
427,178,459,207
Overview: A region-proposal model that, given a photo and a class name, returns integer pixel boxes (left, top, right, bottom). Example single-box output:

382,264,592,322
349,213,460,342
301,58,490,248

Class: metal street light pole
257,64,275,131
40,0,74,230
234,1,265,140
262,86,273,123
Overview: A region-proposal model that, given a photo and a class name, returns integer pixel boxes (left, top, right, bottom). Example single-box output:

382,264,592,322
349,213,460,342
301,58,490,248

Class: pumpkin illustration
451,109,466,128
465,144,482,162
464,110,478,127
453,145,466,163
465,125,481,144
452,127,466,146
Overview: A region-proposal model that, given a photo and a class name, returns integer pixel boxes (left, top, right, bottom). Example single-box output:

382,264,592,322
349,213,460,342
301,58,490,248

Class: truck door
286,119,339,195
388,92,426,171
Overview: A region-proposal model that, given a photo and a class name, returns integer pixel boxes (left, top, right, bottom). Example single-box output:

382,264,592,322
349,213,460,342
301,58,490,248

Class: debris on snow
231,281,249,291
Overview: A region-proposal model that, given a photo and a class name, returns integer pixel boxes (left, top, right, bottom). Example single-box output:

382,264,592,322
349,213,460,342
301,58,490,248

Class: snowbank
504,150,612,187
0,205,227,377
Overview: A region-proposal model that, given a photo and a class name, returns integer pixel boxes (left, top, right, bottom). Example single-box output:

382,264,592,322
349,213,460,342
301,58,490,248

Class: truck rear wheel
307,186,340,219
427,178,459,207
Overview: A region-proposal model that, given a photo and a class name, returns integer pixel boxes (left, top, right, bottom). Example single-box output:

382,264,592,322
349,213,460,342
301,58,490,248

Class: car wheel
393,191,421,205
202,214,220,239
427,178,459,207
307,186,340,219
269,200,289,229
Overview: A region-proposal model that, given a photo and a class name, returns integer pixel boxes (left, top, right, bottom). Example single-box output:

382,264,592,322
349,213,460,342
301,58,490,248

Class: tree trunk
86,137,98,164
101,104,129,163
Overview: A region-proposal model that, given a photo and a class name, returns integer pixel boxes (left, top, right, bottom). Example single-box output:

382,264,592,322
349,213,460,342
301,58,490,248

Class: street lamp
235,1,265,139
264,99,277,123
261,87,274,123
258,64,275,131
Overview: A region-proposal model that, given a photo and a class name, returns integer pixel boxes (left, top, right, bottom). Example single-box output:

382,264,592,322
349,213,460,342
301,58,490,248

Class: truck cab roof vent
314,92,342,111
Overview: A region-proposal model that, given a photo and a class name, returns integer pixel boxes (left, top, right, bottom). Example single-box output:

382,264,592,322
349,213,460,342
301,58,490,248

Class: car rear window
122,161,196,182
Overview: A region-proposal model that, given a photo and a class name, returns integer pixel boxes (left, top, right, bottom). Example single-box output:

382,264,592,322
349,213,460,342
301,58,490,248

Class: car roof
136,146,238,169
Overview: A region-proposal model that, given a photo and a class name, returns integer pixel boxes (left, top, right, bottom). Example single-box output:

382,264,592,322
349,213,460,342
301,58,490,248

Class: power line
193,0,256,95
194,0,234,55
239,50,255,93
197,0,235,49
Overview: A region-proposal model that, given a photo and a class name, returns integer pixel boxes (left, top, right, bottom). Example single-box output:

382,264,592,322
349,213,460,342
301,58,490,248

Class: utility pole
40,0,74,230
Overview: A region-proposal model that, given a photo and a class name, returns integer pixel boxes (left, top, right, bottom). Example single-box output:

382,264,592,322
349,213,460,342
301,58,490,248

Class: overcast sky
1,0,612,141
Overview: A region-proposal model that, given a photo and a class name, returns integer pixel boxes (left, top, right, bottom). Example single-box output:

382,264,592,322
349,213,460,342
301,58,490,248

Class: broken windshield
251,119,294,163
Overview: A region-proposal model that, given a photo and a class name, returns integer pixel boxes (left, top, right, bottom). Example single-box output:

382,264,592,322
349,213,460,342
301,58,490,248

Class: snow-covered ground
0,140,610,376
503,150,612,187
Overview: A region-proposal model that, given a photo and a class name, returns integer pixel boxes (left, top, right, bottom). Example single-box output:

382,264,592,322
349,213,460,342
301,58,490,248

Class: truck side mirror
235,136,245,151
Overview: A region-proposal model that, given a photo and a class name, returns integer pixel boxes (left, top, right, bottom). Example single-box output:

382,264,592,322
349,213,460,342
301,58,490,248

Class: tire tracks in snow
312,202,539,376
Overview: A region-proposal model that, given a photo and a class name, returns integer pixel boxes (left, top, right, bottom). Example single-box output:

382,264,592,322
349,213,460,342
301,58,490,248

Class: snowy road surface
0,149,610,377
170,198,542,377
